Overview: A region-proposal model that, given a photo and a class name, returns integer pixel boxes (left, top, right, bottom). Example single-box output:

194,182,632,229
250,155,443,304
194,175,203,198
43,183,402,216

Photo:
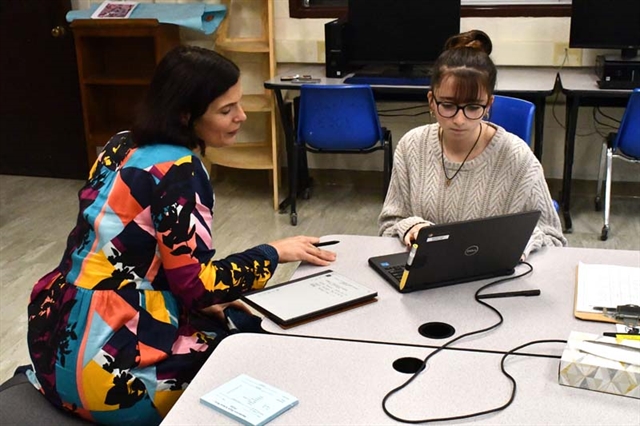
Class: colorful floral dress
27,132,278,425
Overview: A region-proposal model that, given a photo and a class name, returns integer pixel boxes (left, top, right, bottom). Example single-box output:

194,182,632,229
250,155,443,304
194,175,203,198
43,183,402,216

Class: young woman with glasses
378,30,566,258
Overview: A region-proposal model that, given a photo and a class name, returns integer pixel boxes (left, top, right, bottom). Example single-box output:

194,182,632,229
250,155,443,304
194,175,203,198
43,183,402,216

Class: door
0,0,88,179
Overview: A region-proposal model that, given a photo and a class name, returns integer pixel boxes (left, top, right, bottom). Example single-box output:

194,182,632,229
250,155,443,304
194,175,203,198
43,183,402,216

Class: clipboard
242,270,377,329
573,262,639,323
574,273,617,323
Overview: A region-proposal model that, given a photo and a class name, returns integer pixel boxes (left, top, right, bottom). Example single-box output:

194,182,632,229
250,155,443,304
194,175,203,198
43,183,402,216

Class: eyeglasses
432,94,488,120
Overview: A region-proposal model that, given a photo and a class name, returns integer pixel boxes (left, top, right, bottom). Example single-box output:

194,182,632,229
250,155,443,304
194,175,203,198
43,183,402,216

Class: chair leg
595,142,607,211
601,147,613,241
290,144,299,226
300,148,312,200
382,143,390,198
383,130,393,198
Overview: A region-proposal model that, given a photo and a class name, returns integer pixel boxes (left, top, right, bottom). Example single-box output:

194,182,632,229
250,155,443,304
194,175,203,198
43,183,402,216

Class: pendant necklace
440,124,483,187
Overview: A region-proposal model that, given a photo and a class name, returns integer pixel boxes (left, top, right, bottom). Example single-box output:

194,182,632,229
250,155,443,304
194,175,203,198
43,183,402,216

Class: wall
71,0,637,182
270,2,634,182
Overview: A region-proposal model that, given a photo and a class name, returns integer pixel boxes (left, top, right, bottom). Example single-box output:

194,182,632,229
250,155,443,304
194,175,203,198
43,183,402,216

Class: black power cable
381,262,568,423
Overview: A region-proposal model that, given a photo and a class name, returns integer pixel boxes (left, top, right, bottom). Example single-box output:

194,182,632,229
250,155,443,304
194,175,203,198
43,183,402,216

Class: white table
260,235,640,355
162,333,639,425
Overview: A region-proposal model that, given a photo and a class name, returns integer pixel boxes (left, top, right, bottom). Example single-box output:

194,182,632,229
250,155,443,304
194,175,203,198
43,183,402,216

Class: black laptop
368,211,541,293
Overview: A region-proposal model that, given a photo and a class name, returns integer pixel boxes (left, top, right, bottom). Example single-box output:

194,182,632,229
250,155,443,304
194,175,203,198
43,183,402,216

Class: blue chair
487,95,560,212
289,84,392,226
594,88,640,241
487,95,535,143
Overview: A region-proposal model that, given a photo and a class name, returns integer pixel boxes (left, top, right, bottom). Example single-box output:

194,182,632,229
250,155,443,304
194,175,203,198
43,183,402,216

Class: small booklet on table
200,374,298,426
91,1,138,19
242,270,377,328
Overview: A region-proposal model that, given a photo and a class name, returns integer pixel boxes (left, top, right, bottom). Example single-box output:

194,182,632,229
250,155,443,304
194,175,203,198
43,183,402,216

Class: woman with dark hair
26,46,335,425
379,30,565,257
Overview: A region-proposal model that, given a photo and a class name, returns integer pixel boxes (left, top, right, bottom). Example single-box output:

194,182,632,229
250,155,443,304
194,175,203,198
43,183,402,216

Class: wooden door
0,0,88,179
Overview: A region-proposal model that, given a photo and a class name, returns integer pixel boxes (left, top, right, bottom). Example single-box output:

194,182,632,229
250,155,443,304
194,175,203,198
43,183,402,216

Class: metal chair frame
594,88,640,241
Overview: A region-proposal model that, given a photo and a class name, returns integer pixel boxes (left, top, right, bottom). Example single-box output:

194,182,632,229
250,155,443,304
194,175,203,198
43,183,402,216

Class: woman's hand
404,223,429,248
268,235,337,266
199,300,252,323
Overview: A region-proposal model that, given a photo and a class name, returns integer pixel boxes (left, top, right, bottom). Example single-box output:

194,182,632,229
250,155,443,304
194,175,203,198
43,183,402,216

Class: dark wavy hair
132,46,240,153
431,30,497,103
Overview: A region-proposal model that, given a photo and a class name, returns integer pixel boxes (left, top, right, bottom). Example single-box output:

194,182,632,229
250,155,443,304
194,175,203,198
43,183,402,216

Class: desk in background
260,235,640,354
264,66,557,212
557,68,633,232
162,333,639,425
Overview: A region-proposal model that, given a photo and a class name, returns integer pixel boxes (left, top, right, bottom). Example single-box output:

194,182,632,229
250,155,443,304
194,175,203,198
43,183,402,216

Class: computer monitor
569,0,640,59
346,0,461,76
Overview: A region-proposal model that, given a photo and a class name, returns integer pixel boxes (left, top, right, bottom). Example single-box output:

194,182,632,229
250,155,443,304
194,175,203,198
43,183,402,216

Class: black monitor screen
569,0,640,58
347,0,461,67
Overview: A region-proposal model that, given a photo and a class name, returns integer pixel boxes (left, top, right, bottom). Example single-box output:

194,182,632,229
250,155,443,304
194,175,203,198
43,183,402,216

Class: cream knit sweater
379,123,567,257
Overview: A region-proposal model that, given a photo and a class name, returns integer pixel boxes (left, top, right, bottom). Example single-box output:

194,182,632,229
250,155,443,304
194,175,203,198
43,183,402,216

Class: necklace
440,124,483,187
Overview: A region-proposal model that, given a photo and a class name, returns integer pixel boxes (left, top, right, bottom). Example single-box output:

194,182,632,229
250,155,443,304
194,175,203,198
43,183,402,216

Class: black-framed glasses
432,94,488,120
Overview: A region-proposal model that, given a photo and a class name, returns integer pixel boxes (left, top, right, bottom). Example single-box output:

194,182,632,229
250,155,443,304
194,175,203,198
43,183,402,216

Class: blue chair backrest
297,84,384,150
487,95,535,145
614,88,640,159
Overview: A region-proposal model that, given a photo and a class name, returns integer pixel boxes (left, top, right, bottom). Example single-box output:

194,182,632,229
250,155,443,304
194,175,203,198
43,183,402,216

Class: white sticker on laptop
426,235,449,242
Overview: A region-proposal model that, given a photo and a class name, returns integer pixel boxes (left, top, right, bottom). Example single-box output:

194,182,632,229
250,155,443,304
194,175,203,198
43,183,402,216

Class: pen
477,289,541,300
313,240,340,247
603,332,640,340
226,317,238,332
406,243,418,267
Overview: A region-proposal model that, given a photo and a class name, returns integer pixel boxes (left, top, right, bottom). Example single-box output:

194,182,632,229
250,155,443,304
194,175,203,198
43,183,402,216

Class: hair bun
444,30,492,55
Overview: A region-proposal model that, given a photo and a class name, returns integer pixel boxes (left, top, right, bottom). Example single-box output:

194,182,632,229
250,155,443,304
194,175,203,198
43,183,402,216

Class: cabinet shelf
206,143,274,170
71,19,180,167
90,128,127,150
216,39,269,53
84,76,151,86
242,94,273,112
207,0,279,210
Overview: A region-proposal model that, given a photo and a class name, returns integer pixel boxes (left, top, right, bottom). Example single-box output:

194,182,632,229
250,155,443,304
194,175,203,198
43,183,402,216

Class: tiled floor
0,170,638,382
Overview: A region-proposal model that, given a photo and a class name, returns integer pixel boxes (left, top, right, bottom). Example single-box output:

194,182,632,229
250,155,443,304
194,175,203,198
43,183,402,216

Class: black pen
313,240,340,247
477,289,541,300
603,332,640,338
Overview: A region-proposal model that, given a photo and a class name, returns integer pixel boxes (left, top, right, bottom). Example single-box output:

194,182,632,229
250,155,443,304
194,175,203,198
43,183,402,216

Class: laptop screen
368,211,541,292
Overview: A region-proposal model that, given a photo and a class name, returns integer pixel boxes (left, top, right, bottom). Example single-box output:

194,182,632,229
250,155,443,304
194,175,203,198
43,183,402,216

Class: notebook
200,374,298,426
369,211,541,293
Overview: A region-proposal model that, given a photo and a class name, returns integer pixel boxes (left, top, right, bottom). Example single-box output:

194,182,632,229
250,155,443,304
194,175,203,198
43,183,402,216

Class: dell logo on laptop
464,245,479,256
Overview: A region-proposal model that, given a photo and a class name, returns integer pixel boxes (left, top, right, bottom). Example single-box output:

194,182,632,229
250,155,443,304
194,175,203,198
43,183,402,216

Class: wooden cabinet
70,19,180,167
206,0,279,210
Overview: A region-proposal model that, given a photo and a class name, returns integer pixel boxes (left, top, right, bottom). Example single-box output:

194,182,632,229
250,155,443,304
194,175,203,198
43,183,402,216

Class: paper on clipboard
574,262,640,322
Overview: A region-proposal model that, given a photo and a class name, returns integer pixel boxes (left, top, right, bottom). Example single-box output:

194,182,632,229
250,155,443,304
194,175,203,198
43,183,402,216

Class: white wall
270,2,635,182
72,0,638,182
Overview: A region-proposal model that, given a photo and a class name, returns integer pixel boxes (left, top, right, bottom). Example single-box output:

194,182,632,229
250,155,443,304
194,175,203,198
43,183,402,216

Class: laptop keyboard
385,265,406,281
